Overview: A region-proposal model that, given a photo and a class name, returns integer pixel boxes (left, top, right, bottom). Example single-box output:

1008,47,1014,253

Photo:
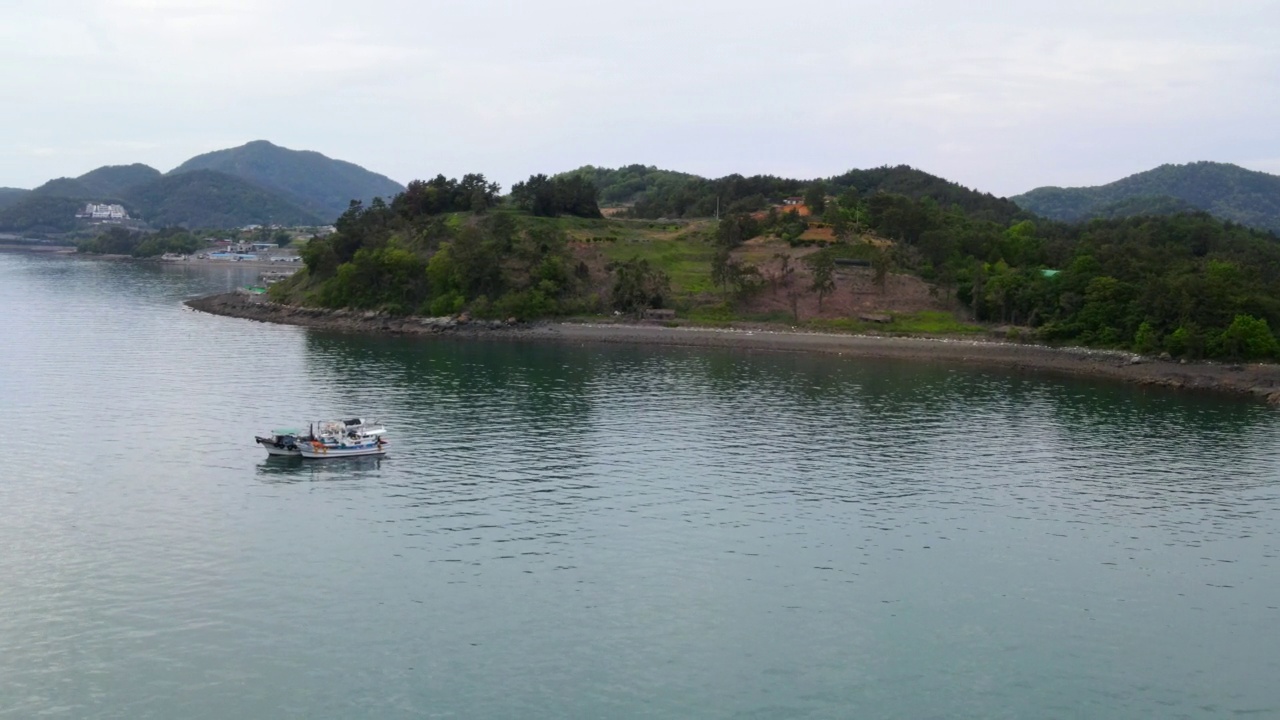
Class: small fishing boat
297,419,389,459
255,429,307,456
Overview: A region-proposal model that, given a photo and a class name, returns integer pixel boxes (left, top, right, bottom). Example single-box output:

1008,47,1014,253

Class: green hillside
125,170,322,228
1012,162,1280,232
274,165,1280,363
558,165,700,205
78,164,162,196
170,140,405,222
0,169,319,232
830,166,1028,224
563,163,1029,224
30,177,100,199
1093,195,1197,220
0,188,28,210
0,196,93,233
25,165,159,201
1,141,402,231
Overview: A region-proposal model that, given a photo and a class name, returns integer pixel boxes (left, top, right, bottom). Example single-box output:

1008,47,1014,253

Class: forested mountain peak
1011,162,1280,232
29,165,160,201
828,165,1029,224
560,162,1029,224
30,177,100,199
127,169,323,228
77,164,162,197
1,141,404,231
169,140,405,222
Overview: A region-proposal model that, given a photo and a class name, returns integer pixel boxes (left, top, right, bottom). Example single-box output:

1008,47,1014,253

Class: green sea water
1,252,1278,719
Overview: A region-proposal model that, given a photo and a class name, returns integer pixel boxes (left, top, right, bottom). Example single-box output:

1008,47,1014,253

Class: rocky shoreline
185,291,525,335
186,292,1280,405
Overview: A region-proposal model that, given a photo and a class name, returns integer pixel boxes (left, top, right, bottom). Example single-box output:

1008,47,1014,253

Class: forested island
251,165,1280,363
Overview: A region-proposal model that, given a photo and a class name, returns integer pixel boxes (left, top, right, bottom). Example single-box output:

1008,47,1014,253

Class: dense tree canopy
288,173,633,319
392,174,501,217
560,163,1029,224
825,185,1280,359
76,226,201,257
509,174,602,218
558,165,699,205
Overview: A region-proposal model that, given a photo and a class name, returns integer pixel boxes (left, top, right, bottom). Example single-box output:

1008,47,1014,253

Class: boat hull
256,437,302,457
298,443,388,459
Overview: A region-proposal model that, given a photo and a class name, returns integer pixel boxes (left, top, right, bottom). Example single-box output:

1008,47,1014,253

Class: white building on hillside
76,203,129,221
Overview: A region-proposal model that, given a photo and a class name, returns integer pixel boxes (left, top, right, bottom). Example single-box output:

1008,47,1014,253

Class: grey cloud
2,0,1277,195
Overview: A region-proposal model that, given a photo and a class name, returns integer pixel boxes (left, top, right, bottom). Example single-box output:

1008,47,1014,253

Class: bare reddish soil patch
742,267,947,320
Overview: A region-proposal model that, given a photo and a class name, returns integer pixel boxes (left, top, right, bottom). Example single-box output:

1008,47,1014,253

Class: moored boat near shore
254,418,388,458
298,420,388,458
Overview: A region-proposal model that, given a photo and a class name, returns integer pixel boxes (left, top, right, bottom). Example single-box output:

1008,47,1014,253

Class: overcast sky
2,0,1278,196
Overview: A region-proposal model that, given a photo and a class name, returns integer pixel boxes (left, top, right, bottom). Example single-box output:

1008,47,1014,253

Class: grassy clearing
890,311,985,334
682,303,737,325
465,213,713,295
518,215,718,294
520,214,699,243
599,235,717,294
804,311,984,336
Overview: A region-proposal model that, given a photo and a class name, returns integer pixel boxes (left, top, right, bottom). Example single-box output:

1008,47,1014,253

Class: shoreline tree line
70,163,1280,362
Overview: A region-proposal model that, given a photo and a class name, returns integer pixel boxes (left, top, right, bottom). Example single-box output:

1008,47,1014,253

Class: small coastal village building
782,197,804,206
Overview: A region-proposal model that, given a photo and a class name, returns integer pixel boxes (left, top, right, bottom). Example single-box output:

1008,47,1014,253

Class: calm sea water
1,252,1278,719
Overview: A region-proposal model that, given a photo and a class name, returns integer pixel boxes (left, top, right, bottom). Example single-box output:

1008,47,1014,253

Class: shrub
1215,315,1279,361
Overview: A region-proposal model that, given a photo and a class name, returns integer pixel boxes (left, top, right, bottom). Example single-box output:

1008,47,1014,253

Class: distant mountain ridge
1011,162,1280,233
30,177,100,200
0,164,320,232
0,141,399,232
0,187,30,211
170,140,404,221
564,163,1028,224
128,170,322,228
78,164,162,197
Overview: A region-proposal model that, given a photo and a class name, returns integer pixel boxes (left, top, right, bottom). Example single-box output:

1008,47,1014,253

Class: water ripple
1,252,1279,719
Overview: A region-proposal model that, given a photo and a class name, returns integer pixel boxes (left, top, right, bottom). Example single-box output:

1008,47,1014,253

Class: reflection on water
2,252,1279,720
256,454,385,482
